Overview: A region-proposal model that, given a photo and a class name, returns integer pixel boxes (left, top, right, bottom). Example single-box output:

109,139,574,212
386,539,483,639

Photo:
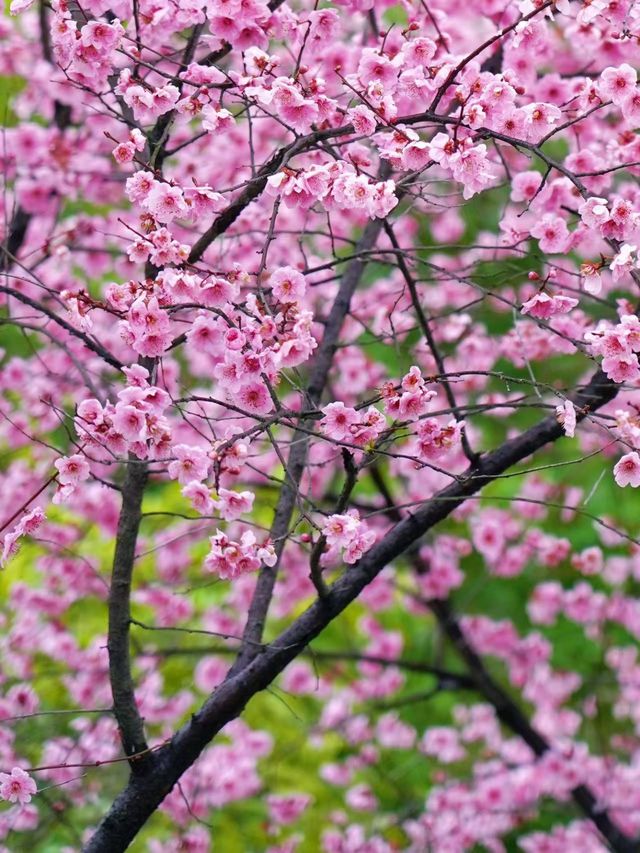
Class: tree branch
107,457,152,771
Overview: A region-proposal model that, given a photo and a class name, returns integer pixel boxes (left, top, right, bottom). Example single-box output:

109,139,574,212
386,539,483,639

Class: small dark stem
383,220,479,466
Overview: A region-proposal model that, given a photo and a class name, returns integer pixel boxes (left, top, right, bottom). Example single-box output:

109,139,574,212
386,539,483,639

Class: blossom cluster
321,510,375,565
204,529,277,580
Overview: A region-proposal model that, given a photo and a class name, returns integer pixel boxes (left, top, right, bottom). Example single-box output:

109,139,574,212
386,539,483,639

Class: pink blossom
53,454,91,503
345,784,377,811
168,445,211,485
449,144,495,199
112,405,147,442
55,454,90,486
201,105,235,134
348,105,377,136
322,510,374,564
614,452,640,487
521,291,578,319
204,530,276,580
578,197,610,229
357,49,397,88
556,400,576,437
601,353,640,383
182,482,215,515
610,244,637,282
236,381,273,416
1,507,45,568
510,171,542,203
530,216,570,253
270,267,306,304
213,488,255,521
599,64,637,106
0,768,37,804
145,183,188,224
523,102,562,142
113,142,136,165
267,794,311,825
10,0,36,12
415,418,463,461
320,402,360,442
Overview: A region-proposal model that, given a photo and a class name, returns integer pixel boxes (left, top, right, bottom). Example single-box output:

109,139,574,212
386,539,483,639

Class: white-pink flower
614,452,640,487
145,183,188,224
213,488,255,521
320,402,360,442
556,400,577,438
530,216,570,254
0,768,37,804
270,266,306,304
521,291,578,319
599,64,637,106
168,445,210,485
53,453,91,504
1,506,46,568
182,482,215,515
322,510,375,565
578,197,610,230
55,454,90,486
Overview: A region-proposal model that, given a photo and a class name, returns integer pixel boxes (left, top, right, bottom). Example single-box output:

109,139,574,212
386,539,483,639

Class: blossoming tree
3,0,640,848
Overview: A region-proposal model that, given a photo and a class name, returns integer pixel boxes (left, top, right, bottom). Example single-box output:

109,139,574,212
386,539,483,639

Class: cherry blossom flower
613,452,640,487
270,267,306,304
347,105,377,136
145,183,188,224
521,291,578,319
168,445,211,485
530,216,570,253
322,510,375,565
53,454,91,503
1,507,46,568
0,768,37,804
414,418,463,461
267,794,312,825
610,244,637,282
578,197,610,230
204,530,276,579
599,64,637,106
213,488,255,521
236,381,273,416
555,400,576,437
320,403,360,442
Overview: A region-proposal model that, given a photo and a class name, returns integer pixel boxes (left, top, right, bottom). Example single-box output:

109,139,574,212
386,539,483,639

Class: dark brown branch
1,209,31,274
187,141,300,264
0,285,123,371
141,642,476,690
107,458,152,771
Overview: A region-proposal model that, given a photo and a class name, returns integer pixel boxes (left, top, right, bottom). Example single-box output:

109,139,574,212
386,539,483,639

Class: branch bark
107,457,151,770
